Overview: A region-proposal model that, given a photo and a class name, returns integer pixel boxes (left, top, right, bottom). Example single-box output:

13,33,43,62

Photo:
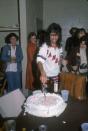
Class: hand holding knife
42,84,47,100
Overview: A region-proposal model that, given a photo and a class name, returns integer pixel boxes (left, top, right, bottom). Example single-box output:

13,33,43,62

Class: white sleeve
37,43,48,64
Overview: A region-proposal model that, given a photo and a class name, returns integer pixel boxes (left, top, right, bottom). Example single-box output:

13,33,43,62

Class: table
16,97,88,131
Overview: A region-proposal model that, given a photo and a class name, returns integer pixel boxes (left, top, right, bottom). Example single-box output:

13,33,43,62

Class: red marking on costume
55,58,58,63
48,52,52,58
52,55,56,60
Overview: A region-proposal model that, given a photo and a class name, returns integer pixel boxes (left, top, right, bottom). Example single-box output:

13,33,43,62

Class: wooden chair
60,72,87,100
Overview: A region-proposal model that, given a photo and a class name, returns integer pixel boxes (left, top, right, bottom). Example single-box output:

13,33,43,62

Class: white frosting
24,93,67,117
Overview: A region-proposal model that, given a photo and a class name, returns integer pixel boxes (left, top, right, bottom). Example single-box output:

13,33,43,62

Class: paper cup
81,123,88,131
61,90,69,102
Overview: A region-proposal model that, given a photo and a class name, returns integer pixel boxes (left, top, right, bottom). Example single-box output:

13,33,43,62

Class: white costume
37,43,63,77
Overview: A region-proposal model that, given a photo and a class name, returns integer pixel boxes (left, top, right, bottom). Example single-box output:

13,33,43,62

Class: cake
24,93,67,117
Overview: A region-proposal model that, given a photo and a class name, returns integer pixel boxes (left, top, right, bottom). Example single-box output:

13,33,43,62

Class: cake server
42,84,47,100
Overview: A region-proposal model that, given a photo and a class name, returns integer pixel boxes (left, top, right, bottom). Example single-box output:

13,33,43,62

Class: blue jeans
6,72,22,92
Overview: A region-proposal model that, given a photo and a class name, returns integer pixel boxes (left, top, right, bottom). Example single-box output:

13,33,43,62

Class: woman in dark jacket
66,36,88,74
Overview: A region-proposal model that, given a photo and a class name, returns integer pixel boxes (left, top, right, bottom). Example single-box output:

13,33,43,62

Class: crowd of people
0,23,88,95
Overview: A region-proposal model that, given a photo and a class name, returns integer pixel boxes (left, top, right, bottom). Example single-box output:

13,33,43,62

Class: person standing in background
76,36,88,76
26,32,41,91
66,28,86,71
1,33,23,92
65,27,78,57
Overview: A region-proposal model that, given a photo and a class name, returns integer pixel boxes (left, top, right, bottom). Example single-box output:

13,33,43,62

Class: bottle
9,120,16,131
54,82,58,93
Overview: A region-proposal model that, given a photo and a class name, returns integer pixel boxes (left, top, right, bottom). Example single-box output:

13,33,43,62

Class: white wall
43,0,88,55
26,0,43,34
0,0,18,26
0,0,18,48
